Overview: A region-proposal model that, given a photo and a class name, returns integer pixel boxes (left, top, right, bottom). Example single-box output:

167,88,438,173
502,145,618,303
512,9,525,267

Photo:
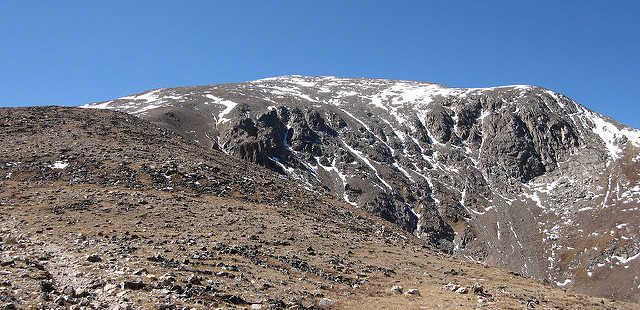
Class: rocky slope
84,76,640,302
3,106,635,309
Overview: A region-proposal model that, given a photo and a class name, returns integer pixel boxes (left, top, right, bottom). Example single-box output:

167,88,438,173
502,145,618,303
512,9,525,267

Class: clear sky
1,1,639,128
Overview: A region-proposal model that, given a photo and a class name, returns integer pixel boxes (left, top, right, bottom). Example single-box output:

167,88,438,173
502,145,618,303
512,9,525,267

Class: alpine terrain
4,107,636,309
83,75,640,303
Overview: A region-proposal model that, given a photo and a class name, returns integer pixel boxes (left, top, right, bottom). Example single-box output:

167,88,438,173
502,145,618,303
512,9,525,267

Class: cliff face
84,75,640,301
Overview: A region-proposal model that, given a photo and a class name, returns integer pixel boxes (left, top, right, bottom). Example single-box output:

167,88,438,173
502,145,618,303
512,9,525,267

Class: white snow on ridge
339,108,371,131
545,90,565,109
283,76,318,88
82,89,173,115
366,83,465,111
621,127,640,148
250,77,540,113
86,77,544,118
119,89,162,101
132,104,164,115
84,76,640,164
579,106,640,161
584,110,624,161
83,101,114,110
206,94,238,124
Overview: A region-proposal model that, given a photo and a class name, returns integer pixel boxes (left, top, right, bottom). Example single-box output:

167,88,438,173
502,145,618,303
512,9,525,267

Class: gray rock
318,298,334,308
405,289,421,296
63,285,76,297
389,285,403,294
53,295,67,306
121,281,145,290
456,287,469,294
86,254,102,262
38,292,51,302
159,276,175,287
187,274,201,285
472,283,490,297
40,280,55,293
444,282,460,291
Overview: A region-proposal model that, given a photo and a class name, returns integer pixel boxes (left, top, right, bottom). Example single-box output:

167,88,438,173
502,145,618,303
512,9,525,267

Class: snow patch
581,107,640,161
545,90,565,109
206,95,238,124
49,161,69,169
119,89,161,101
478,110,490,122
522,191,545,209
613,252,640,264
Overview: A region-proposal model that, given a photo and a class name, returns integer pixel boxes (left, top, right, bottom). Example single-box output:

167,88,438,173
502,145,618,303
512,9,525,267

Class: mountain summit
84,75,640,301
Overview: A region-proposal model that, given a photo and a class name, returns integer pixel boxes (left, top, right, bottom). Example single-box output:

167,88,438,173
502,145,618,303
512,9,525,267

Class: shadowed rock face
84,75,640,302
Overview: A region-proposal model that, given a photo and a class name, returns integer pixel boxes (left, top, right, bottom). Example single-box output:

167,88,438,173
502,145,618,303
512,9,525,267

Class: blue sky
1,1,639,128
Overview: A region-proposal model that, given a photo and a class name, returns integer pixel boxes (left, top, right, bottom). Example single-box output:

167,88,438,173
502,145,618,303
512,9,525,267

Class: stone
389,285,403,294
444,282,460,291
54,296,67,306
86,254,102,263
456,287,469,294
159,276,175,286
114,303,134,310
121,281,145,290
40,280,55,293
63,285,76,297
405,289,421,296
38,292,51,302
76,289,90,298
104,283,118,292
216,271,230,277
147,253,165,262
318,298,334,308
472,283,490,297
187,274,201,285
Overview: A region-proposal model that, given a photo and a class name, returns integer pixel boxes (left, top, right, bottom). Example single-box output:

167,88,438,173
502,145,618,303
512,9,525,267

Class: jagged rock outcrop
84,75,640,302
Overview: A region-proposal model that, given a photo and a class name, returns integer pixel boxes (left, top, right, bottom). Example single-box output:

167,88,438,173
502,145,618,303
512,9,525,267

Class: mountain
4,107,635,309
83,76,640,302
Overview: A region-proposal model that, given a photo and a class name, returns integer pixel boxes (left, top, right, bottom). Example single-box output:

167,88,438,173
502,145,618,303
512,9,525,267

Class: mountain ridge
83,75,640,302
